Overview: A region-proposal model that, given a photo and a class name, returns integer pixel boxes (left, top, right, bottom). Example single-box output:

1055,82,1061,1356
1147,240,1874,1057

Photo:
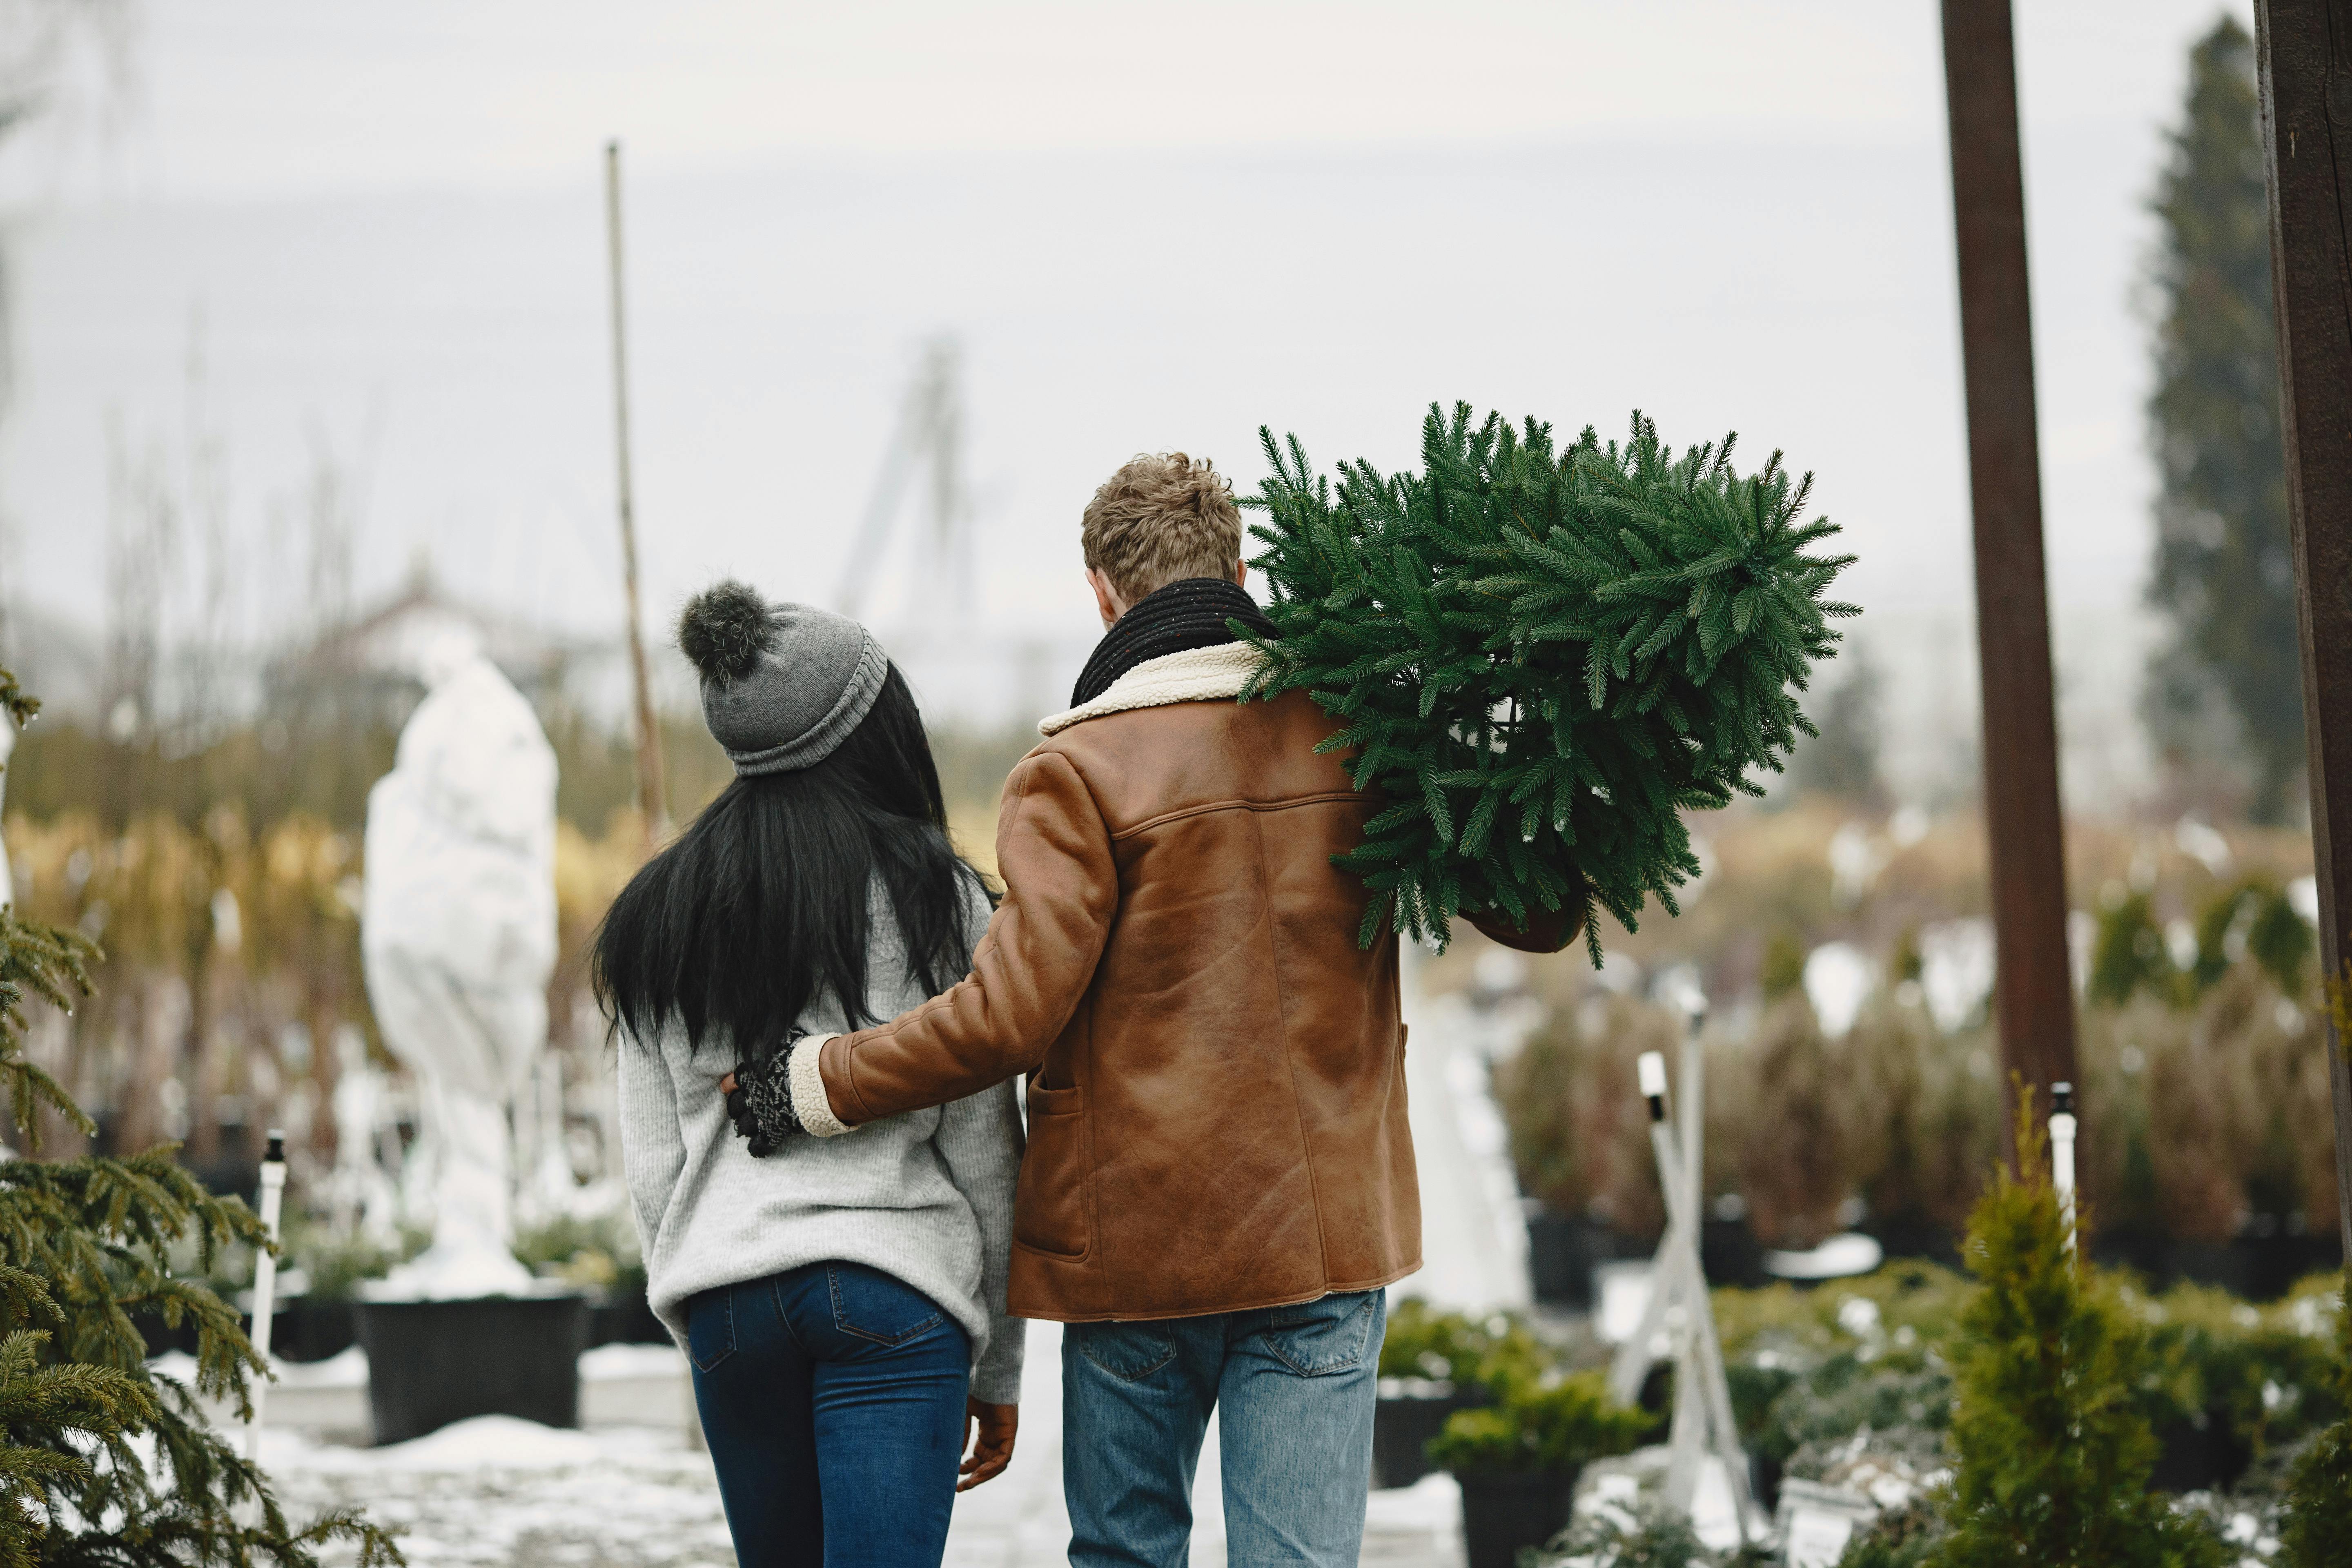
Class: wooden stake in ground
606,139,668,849
1940,0,2079,1136
2254,0,2352,1259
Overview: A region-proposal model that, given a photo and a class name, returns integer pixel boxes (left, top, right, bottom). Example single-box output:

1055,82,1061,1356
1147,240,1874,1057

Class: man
733,451,1570,1566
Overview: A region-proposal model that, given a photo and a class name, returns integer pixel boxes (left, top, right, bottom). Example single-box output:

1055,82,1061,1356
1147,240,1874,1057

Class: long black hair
592,661,986,1066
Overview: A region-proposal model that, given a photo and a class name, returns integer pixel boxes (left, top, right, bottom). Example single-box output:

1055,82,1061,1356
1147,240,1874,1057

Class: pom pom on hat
677,580,776,685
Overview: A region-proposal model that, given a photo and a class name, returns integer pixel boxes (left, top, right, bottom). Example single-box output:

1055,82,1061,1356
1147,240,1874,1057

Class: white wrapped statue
362,625,557,1299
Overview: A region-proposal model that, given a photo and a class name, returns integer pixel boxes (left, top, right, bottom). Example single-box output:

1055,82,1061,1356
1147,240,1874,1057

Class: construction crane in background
835,338,974,628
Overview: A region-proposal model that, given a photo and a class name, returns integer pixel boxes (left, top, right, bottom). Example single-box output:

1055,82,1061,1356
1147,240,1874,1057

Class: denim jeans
1062,1289,1385,1568
686,1261,972,1568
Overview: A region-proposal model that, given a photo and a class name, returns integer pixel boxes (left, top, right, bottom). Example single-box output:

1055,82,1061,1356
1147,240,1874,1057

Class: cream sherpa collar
1037,642,1267,737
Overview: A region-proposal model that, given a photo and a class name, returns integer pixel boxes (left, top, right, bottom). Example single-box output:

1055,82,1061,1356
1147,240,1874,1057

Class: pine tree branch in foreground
0,669,402,1566
1239,403,1857,960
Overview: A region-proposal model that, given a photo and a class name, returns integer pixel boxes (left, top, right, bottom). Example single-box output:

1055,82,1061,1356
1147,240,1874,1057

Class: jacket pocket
1014,1083,1089,1258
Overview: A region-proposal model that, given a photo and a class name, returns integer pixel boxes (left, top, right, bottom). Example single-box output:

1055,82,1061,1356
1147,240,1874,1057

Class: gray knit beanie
677,581,889,775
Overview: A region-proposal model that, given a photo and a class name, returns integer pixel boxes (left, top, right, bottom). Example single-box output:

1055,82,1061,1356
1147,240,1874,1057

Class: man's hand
958,1397,1018,1491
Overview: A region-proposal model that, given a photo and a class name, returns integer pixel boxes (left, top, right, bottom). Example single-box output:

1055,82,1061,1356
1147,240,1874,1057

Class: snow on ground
245,1321,1468,1568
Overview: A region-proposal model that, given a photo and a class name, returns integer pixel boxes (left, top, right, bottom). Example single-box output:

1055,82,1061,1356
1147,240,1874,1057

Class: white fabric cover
362,653,557,1299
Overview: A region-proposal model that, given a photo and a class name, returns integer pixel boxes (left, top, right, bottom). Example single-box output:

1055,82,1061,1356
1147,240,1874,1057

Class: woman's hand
958,1397,1017,1490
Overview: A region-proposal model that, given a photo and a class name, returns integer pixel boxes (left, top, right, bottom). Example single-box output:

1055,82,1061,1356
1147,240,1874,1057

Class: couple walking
597,452,1569,1568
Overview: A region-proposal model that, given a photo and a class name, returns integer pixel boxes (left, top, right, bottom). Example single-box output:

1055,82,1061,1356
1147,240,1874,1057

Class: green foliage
1425,1371,1650,1477
2189,878,2313,996
1936,1096,2226,1568
283,1219,426,1303
1758,933,1808,1002
1716,1264,1966,1481
0,669,400,1568
2275,1272,2352,1568
1239,403,1855,958
1376,1297,1550,1392
1539,1498,1715,1567
512,1207,642,1298
2144,16,2305,822
1835,1498,1948,1568
2134,1274,2348,1464
2088,891,2178,1008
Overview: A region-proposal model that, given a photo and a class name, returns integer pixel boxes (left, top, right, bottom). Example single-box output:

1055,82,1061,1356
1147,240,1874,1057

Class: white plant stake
246,1130,288,1461
2049,1081,2078,1258
1608,1025,1755,1542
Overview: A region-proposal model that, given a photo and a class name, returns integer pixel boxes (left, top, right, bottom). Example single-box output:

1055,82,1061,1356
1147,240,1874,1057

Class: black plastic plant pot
1525,1210,1605,1307
588,1283,669,1347
247,1296,357,1364
356,1293,591,1444
1372,1380,1488,1488
1455,1468,1578,1568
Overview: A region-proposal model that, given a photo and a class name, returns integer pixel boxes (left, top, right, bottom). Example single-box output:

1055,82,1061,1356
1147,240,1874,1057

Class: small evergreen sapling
0,670,399,1566
1934,1089,2225,1568
1239,404,1855,958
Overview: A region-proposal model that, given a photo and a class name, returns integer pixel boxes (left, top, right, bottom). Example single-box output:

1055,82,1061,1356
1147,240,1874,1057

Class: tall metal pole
2254,0,2352,1259
606,140,668,849
1939,0,2079,1140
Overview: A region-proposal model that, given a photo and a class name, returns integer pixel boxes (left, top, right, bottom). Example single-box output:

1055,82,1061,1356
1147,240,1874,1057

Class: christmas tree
0,668,399,1566
1240,403,1855,958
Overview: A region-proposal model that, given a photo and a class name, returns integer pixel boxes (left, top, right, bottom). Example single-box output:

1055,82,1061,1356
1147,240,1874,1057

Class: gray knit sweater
616,877,1025,1403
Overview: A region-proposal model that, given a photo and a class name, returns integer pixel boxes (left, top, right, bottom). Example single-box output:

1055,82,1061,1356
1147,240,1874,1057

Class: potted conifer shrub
1426,1372,1650,1568
1373,1299,1549,1488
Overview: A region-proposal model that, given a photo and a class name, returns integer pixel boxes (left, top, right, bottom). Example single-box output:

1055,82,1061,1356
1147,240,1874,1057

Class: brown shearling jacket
810,642,1574,1323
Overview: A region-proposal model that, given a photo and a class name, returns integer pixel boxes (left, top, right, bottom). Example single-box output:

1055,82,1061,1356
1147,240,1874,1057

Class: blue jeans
686,1262,972,1568
1062,1289,1385,1568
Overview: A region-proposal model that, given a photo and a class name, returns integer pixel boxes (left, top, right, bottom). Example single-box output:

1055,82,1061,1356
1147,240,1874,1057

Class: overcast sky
0,0,2263,765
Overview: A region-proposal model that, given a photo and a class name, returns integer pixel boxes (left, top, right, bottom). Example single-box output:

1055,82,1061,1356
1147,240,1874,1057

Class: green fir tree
1240,403,1855,959
1933,1089,2224,1568
2274,1269,2352,1567
0,668,399,1567
2144,16,2304,822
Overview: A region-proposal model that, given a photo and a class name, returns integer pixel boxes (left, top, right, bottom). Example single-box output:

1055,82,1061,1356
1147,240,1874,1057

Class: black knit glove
726,1029,811,1157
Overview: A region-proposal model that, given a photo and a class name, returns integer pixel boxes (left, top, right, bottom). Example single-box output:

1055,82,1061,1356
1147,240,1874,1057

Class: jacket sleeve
931,1080,1027,1404
818,748,1118,1125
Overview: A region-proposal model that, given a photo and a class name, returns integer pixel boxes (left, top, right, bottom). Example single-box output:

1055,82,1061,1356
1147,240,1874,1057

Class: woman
596,581,1022,1568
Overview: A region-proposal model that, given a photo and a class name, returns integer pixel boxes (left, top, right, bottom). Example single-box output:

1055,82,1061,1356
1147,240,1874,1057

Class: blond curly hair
1080,452,1243,603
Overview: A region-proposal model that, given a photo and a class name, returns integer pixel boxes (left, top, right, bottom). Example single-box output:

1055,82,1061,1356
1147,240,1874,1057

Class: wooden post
606,139,668,848
1940,0,2080,1134
2254,0,2352,1258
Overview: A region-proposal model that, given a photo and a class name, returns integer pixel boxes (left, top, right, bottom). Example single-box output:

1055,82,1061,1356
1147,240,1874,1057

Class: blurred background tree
2143,15,2305,824
1787,639,1886,809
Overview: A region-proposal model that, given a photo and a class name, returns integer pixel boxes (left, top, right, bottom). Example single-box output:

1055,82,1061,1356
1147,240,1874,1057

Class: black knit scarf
1069,577,1278,708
